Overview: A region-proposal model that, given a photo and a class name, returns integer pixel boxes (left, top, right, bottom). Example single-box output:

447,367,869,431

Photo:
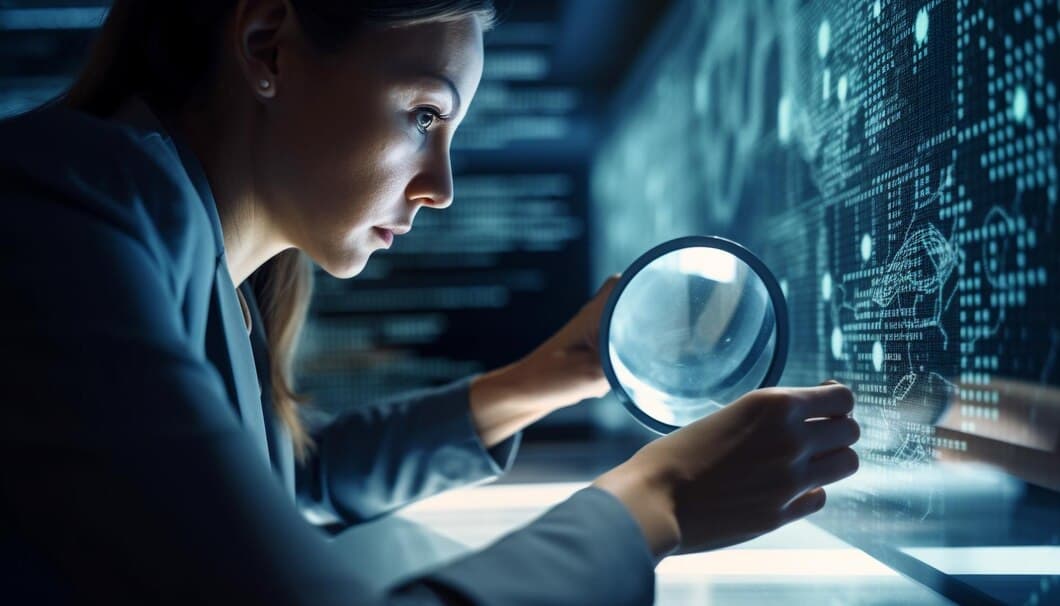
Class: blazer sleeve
1,173,655,606
295,377,522,525
389,486,656,606
0,155,395,603
0,117,654,605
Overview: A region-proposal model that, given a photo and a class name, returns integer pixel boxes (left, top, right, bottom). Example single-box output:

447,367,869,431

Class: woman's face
256,15,484,278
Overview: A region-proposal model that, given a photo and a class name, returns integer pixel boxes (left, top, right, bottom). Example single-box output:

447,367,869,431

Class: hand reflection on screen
933,376,1060,491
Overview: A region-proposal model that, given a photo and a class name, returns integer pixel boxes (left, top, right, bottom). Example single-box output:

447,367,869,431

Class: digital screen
5,1,1059,600
591,1,1060,603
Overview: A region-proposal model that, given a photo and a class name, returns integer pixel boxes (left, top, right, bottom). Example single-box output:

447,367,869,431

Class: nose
405,146,454,210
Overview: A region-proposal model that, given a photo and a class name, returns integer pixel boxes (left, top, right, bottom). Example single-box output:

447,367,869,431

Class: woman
0,1,861,603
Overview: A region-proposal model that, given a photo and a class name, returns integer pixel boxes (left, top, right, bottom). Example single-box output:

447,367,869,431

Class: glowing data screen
591,1,1060,603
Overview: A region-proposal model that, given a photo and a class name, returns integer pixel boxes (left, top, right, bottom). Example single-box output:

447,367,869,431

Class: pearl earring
259,79,271,90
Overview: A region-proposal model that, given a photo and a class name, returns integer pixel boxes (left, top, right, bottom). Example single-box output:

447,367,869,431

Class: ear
232,0,292,100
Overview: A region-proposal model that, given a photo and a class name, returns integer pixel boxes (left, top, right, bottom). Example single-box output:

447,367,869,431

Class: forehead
342,17,484,95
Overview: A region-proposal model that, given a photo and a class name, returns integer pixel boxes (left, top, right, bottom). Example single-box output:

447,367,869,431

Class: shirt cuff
429,374,522,482
295,374,523,526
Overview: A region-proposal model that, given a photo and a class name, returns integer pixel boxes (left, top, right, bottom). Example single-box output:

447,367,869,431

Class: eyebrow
420,73,462,115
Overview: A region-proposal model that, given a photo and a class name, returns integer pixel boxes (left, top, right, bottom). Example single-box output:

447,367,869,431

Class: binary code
592,1,1059,602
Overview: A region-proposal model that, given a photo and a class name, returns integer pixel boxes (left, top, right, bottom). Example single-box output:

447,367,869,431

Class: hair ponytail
250,249,314,458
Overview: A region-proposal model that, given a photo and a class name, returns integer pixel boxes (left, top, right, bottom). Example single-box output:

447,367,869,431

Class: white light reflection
400,481,587,513
399,482,899,578
900,547,1060,576
656,548,897,578
675,246,737,283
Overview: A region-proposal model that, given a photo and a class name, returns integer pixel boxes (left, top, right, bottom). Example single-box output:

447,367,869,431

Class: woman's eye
414,109,439,134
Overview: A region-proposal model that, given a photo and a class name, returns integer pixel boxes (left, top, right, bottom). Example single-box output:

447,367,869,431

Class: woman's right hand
593,382,860,559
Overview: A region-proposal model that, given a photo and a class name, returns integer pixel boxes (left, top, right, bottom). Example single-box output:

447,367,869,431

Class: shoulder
0,105,216,287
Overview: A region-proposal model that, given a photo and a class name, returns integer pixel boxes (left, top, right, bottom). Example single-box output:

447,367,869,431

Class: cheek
268,110,413,240
326,139,411,232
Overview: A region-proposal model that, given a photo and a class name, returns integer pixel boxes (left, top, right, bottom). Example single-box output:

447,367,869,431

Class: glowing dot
872,341,884,372
861,233,872,261
823,68,831,100
831,327,844,360
1012,85,1028,121
778,95,793,143
818,20,831,58
837,75,849,104
915,8,929,45
779,278,789,299
873,0,881,19
822,272,833,300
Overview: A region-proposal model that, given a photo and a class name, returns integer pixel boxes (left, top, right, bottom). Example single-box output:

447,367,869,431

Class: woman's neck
160,100,290,286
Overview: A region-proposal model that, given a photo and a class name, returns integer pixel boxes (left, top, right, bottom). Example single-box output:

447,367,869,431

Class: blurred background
3,1,1059,604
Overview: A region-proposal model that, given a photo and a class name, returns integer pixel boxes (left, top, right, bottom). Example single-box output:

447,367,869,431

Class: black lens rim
598,235,790,434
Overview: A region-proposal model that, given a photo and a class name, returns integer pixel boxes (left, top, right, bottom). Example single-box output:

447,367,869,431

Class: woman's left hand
469,275,622,446
511,273,623,408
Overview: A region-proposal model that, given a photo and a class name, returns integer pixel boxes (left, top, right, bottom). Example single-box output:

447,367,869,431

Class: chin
326,260,368,280
318,251,370,280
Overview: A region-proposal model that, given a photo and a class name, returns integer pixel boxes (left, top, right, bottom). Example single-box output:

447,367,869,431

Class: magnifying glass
599,236,789,434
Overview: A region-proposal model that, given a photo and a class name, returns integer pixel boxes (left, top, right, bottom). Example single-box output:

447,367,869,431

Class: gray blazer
0,100,654,605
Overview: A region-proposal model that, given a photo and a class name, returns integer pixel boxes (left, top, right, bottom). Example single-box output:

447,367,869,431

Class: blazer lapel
207,261,272,468
114,96,273,470
241,282,296,496
161,106,272,470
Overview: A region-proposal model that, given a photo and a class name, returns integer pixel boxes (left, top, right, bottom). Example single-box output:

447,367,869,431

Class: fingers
803,416,860,458
784,487,827,520
805,447,859,487
594,273,622,299
597,275,619,294
784,449,857,523
794,382,855,420
581,274,622,316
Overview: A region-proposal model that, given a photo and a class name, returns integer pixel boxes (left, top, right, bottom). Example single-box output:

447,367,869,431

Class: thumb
593,273,622,300
569,274,623,348
578,274,622,317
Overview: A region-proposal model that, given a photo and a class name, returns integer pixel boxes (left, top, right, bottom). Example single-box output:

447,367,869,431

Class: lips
379,224,412,235
373,227,394,248
372,221,412,249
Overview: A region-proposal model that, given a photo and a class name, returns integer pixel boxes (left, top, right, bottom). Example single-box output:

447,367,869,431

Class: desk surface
335,481,951,605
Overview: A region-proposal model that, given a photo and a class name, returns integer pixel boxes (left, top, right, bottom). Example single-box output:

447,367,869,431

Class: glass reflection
607,245,777,428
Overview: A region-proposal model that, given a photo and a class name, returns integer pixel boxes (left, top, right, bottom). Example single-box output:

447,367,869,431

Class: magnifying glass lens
601,237,788,433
